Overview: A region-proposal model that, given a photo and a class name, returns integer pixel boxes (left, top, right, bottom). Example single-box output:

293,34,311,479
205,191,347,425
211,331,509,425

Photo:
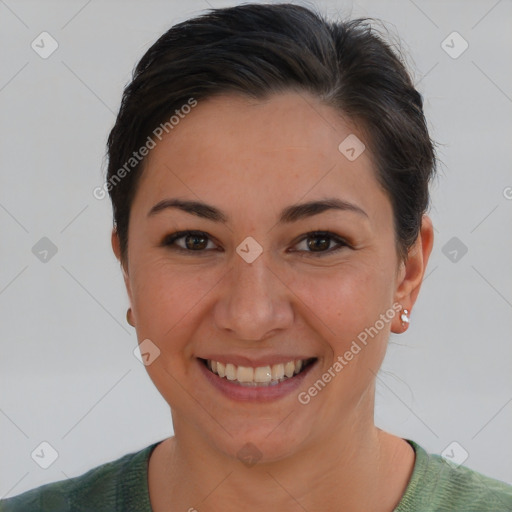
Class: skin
112,91,434,511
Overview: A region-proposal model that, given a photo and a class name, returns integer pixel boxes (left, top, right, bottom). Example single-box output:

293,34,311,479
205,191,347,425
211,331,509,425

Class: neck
148,408,415,512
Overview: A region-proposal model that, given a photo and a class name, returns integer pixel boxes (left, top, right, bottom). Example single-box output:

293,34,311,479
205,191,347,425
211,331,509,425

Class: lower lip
197,358,317,402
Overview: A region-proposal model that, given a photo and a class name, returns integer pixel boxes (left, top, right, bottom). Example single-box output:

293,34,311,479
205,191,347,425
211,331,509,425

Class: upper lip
198,355,316,368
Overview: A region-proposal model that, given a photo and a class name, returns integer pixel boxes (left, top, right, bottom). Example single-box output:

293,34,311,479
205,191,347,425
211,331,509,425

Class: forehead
133,91,390,225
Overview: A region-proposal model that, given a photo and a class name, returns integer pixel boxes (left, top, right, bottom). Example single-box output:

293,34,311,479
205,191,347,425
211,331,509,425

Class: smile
200,358,316,387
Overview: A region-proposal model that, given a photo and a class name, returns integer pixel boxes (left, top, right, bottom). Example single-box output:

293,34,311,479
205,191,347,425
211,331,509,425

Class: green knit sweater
1,439,511,511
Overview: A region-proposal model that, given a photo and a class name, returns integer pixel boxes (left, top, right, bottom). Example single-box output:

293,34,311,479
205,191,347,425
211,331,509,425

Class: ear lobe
392,215,434,333
111,230,136,328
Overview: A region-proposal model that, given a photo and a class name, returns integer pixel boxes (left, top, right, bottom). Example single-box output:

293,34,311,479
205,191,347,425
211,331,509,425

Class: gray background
1,0,511,498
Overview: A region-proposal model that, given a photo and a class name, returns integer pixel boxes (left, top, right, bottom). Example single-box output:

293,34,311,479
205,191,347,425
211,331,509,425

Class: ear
391,215,434,333
111,228,133,305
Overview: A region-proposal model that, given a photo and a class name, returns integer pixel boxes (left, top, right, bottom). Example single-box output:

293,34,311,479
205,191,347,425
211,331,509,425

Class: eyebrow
147,197,368,224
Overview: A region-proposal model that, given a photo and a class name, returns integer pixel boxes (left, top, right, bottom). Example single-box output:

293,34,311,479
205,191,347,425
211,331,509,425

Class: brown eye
294,231,349,255
162,231,216,252
183,233,208,250
307,235,331,252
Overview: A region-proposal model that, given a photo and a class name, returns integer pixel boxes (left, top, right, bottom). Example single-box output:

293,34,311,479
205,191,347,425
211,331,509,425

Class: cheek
130,257,223,343
291,260,393,332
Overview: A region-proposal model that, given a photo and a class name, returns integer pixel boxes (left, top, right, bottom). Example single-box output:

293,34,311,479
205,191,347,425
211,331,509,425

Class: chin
203,420,309,466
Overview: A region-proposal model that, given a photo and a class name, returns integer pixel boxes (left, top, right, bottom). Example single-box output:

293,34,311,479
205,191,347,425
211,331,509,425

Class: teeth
271,363,284,381
284,361,295,378
225,363,237,381
204,358,312,386
237,366,254,382
254,366,272,383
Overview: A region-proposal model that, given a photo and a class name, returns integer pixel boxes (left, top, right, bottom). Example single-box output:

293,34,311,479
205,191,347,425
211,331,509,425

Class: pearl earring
400,308,410,328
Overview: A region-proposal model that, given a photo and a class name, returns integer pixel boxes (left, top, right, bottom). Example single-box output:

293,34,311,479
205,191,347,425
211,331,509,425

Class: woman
2,3,511,511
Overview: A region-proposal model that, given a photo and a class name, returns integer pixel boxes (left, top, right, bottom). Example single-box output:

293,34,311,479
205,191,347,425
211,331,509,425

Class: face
114,91,429,462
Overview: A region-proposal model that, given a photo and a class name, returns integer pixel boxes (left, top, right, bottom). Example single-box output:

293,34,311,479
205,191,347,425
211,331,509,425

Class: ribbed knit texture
0,442,157,511
395,440,512,511
2,439,511,511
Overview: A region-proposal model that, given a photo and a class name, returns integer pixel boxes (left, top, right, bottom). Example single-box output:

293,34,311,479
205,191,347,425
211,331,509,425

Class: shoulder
0,442,160,512
396,439,512,512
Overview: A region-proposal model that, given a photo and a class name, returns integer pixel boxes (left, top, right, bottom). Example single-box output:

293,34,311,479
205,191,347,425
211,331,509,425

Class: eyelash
161,230,351,256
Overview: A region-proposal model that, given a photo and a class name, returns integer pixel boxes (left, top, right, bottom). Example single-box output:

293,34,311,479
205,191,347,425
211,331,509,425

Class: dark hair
106,2,436,265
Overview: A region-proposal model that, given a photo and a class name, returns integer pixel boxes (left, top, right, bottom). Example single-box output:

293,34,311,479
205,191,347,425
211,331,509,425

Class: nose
213,252,293,342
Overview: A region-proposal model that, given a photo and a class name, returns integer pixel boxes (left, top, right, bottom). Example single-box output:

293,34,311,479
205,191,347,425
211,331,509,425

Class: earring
400,308,410,329
126,308,135,327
